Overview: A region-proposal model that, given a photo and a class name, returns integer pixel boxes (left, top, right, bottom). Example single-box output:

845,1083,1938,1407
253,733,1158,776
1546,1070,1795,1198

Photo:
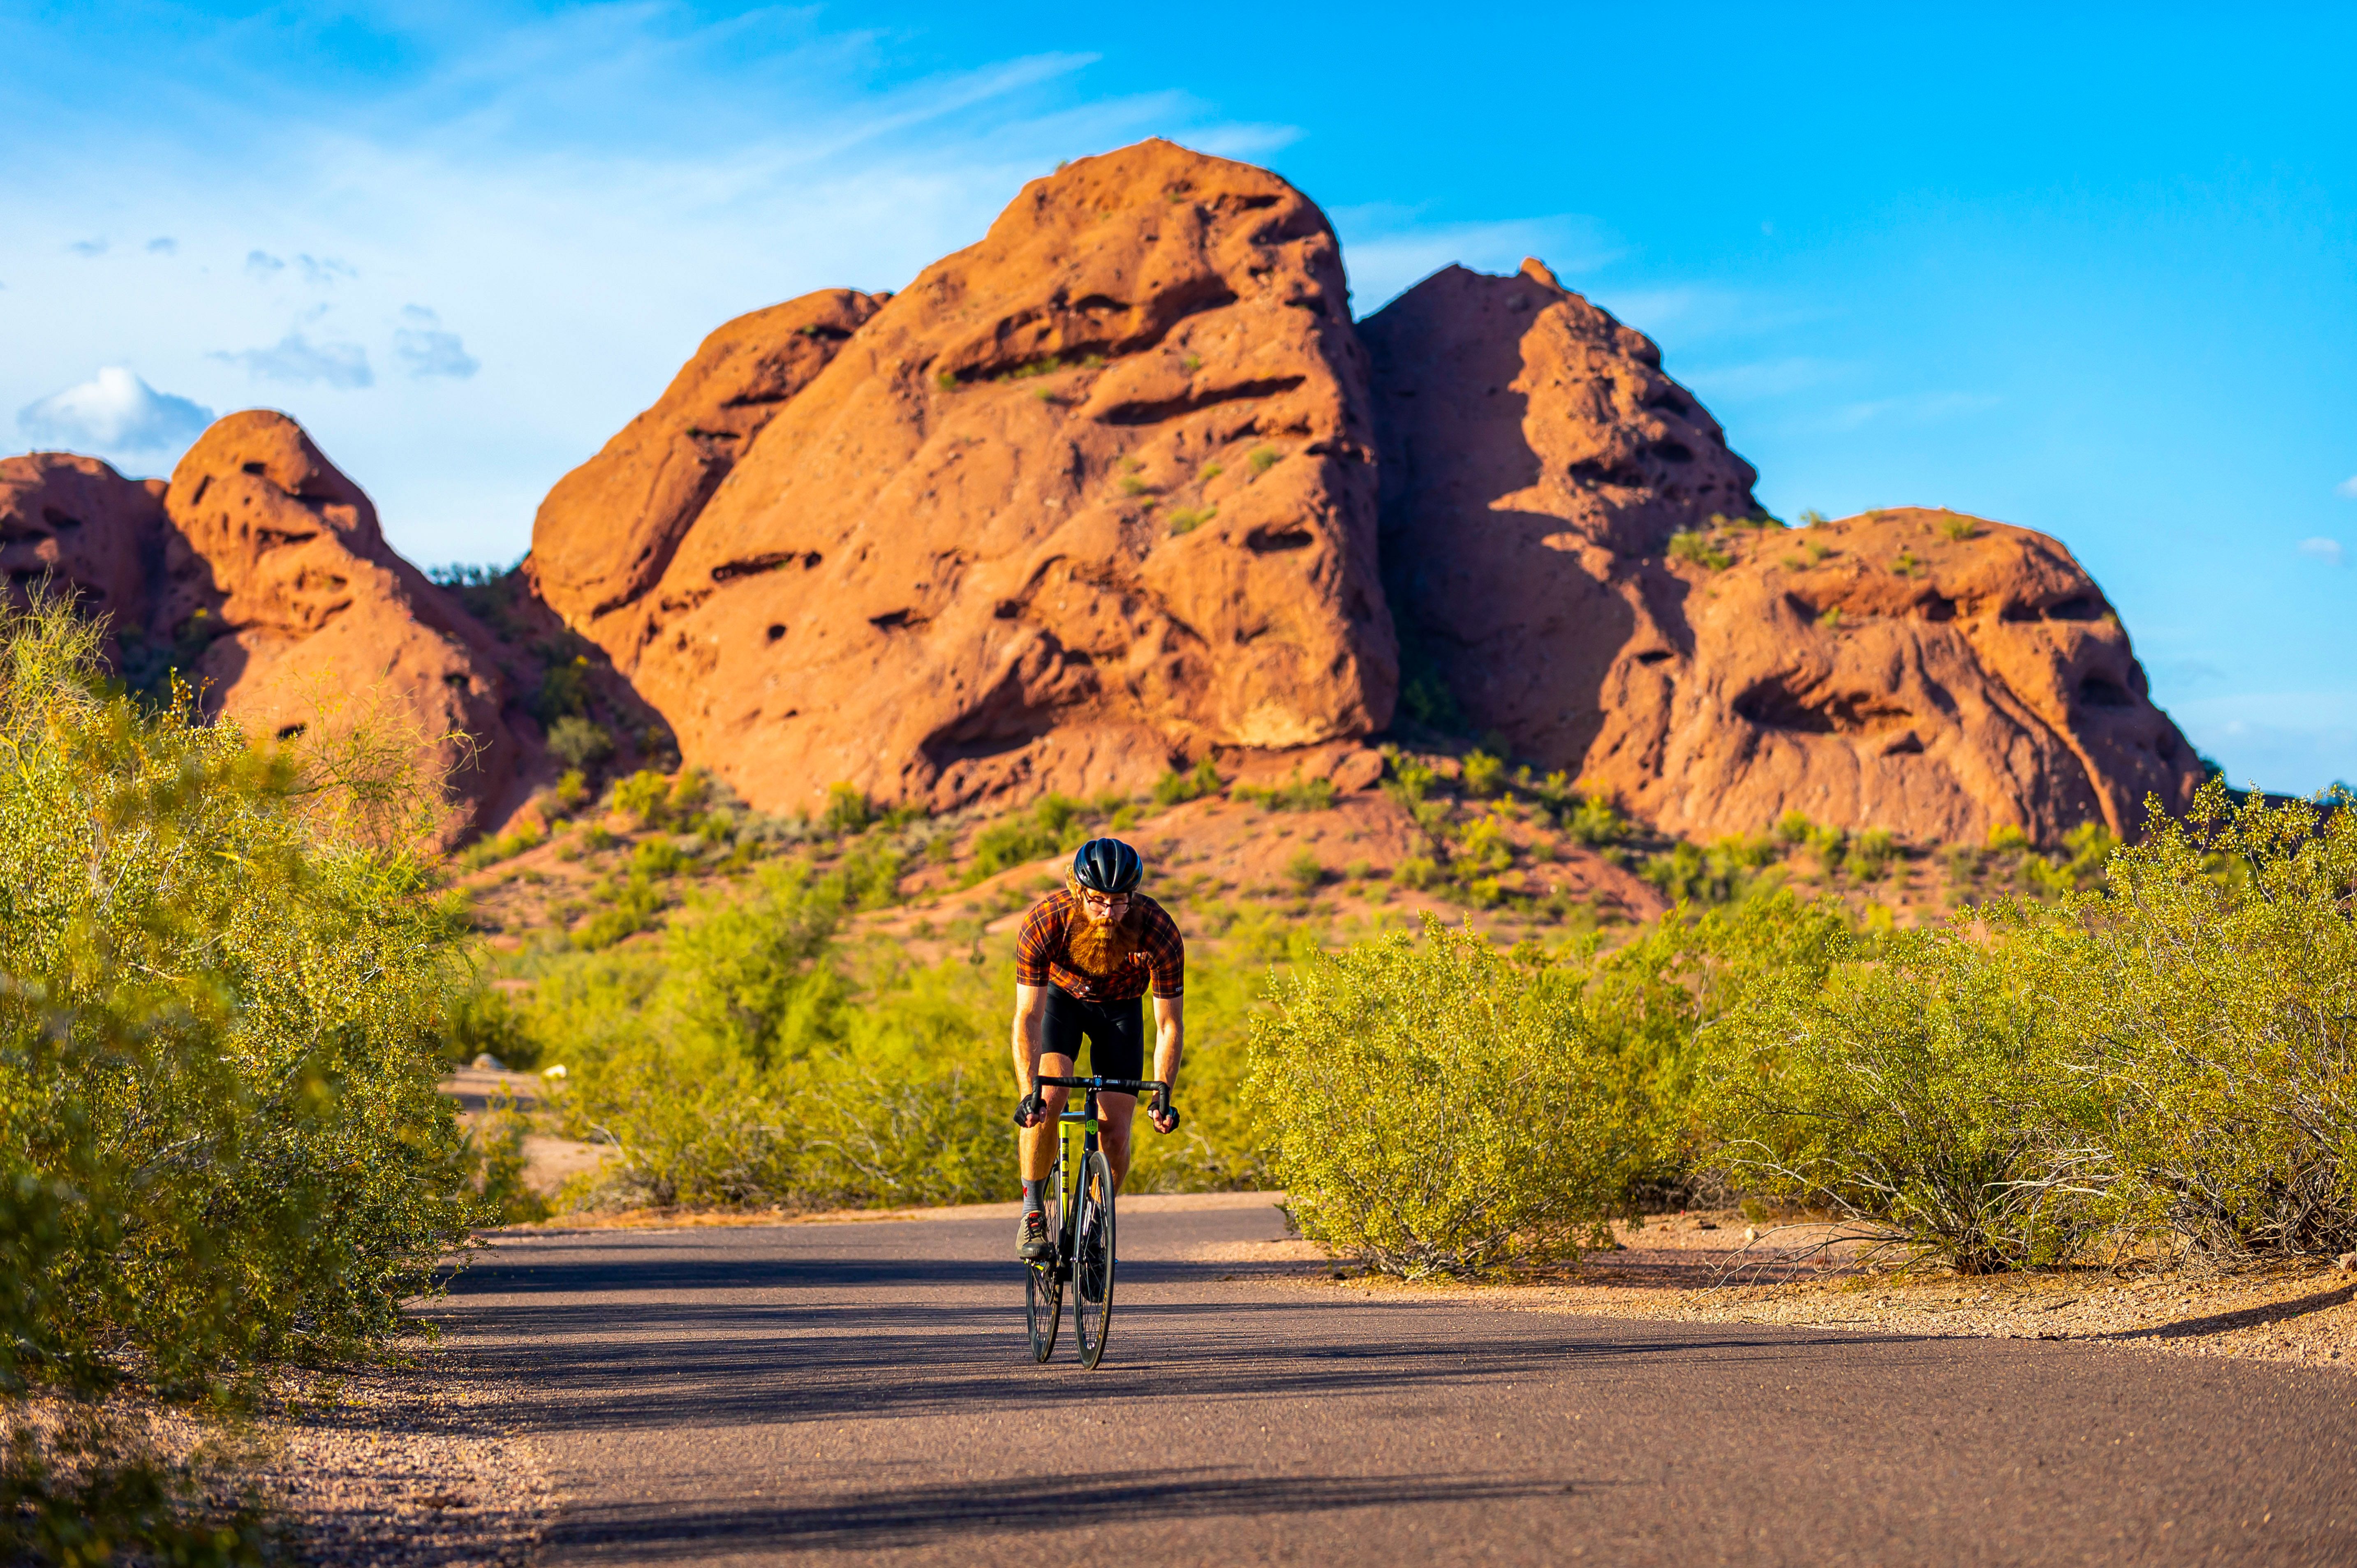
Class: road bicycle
1013,1075,1170,1369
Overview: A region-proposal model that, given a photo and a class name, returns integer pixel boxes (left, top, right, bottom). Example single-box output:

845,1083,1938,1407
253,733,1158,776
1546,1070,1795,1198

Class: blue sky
4,2,2351,792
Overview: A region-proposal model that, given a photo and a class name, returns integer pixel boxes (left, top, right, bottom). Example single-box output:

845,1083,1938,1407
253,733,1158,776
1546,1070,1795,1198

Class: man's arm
1011,983,1050,1124
1149,993,1184,1133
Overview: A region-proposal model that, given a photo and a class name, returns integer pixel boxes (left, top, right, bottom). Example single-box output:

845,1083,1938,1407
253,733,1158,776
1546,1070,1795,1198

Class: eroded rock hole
2078,676,2134,708
766,624,786,643
1649,441,1694,464
40,508,81,530
1245,527,1314,554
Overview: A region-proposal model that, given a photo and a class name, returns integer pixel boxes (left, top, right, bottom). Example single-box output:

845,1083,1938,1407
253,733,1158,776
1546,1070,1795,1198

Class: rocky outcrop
1363,260,2198,845
0,453,169,653
532,139,1396,817
530,289,883,623
155,411,524,843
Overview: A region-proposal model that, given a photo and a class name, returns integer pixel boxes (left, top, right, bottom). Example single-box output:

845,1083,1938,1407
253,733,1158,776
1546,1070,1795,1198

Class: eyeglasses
1080,892,1131,911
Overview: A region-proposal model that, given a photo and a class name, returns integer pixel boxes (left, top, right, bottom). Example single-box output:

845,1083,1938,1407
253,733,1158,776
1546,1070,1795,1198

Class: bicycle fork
1054,1088,1099,1282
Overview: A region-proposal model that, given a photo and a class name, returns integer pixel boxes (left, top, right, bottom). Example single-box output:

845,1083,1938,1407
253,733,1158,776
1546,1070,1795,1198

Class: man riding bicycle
1010,837,1184,1261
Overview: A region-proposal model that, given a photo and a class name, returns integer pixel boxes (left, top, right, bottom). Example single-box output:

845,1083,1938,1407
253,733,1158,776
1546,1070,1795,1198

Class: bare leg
1096,1092,1138,1190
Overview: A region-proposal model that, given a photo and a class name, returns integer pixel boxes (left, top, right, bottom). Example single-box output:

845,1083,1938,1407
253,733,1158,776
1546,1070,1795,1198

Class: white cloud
67,238,106,258
2336,475,2357,499
245,250,284,277
17,367,213,452
145,236,176,255
2297,537,2346,567
298,254,356,285
212,332,373,388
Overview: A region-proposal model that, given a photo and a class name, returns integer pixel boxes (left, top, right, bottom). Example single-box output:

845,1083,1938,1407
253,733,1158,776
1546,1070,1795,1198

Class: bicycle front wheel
1073,1150,1116,1369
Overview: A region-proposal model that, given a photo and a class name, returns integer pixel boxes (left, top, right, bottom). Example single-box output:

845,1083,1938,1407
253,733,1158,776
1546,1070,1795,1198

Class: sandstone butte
12,140,2204,851
530,139,1397,817
1360,258,2204,844
0,415,522,846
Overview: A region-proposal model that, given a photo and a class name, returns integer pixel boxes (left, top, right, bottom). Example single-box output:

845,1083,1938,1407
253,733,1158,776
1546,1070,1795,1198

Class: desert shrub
1392,854,1439,889
1642,836,1774,905
551,767,591,813
0,596,478,1402
1460,750,1506,797
545,714,614,771
1247,917,1653,1276
1455,813,1515,875
963,794,1090,884
530,658,590,724
1246,446,1280,479
1667,530,1731,570
1845,827,1899,881
1285,849,1325,893
819,781,872,835
1166,505,1215,534
1153,757,1223,806
456,814,546,871
613,769,672,826
443,983,535,1069
1561,792,1630,847
1773,810,1813,847
2029,784,2357,1262
1700,926,2103,1274
1235,773,1336,813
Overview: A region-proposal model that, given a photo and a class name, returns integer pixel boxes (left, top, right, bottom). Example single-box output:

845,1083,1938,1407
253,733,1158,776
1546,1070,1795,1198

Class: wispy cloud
2297,537,2346,567
2336,475,2357,499
298,254,355,285
18,367,213,452
211,332,373,388
395,306,478,378
67,238,106,258
145,236,176,255
245,249,285,277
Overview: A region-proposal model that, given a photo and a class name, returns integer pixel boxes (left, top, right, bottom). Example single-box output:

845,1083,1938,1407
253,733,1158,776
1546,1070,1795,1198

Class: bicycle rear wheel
1073,1150,1116,1369
1025,1185,1062,1363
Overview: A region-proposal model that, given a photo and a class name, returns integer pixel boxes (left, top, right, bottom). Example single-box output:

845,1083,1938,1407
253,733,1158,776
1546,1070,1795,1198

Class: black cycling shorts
1041,985,1146,1084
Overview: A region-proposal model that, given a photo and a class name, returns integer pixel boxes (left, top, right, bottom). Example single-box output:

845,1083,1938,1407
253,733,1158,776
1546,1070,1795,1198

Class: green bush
1247,918,1653,1276
1460,751,1506,797
1561,792,1630,847
1285,849,1325,893
1701,926,2102,1274
2032,784,2357,1262
1667,530,1731,570
613,769,672,826
1153,757,1223,806
545,714,614,771
0,596,478,1402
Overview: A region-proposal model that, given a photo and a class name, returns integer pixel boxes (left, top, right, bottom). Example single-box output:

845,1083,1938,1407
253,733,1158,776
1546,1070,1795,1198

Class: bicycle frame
1032,1074,1166,1275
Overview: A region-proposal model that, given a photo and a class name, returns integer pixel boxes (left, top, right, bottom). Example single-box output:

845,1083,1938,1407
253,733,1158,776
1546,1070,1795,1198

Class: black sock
1022,1178,1045,1213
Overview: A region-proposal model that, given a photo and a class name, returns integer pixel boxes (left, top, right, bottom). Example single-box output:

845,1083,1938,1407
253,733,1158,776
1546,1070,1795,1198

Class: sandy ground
6,1342,553,1567
1241,1207,2357,1377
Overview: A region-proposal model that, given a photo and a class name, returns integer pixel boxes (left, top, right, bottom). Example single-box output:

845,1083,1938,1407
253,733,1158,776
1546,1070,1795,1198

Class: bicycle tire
1025,1183,1063,1363
1073,1150,1116,1369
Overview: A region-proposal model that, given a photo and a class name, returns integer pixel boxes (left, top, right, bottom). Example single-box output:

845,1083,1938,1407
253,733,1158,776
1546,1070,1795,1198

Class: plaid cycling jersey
1013,889,1184,1002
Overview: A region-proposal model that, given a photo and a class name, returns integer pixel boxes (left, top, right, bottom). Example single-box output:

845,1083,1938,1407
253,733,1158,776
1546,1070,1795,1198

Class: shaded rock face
530,289,884,622
1360,259,1759,777
1364,261,2197,844
0,453,169,647
159,412,523,844
532,139,1397,817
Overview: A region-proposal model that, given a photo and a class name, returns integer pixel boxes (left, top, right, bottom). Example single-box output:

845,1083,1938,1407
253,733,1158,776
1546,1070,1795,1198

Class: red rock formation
530,289,883,623
158,411,524,843
0,453,168,646
1363,261,2199,845
531,139,1397,817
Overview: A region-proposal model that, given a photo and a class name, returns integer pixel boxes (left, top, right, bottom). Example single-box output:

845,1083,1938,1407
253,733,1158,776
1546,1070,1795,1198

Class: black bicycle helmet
1071,837,1143,895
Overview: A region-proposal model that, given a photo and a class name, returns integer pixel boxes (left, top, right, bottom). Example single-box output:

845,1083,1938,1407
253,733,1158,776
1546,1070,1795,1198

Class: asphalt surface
439,1198,2357,1566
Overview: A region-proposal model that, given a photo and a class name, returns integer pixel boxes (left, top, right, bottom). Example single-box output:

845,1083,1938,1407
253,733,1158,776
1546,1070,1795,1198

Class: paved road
440,1198,2357,1566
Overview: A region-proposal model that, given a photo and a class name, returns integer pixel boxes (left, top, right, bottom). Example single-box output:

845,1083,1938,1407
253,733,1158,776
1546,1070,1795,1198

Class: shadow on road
548,1466,1585,1556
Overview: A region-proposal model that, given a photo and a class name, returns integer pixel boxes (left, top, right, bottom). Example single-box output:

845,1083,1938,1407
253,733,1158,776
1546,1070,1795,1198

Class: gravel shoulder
1258,1207,2357,1376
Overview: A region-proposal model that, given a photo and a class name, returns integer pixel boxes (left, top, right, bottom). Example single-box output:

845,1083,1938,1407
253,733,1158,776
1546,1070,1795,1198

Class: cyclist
1010,837,1184,1261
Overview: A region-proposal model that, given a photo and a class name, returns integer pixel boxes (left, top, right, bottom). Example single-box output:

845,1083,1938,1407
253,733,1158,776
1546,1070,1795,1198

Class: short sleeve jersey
1013,889,1184,1002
